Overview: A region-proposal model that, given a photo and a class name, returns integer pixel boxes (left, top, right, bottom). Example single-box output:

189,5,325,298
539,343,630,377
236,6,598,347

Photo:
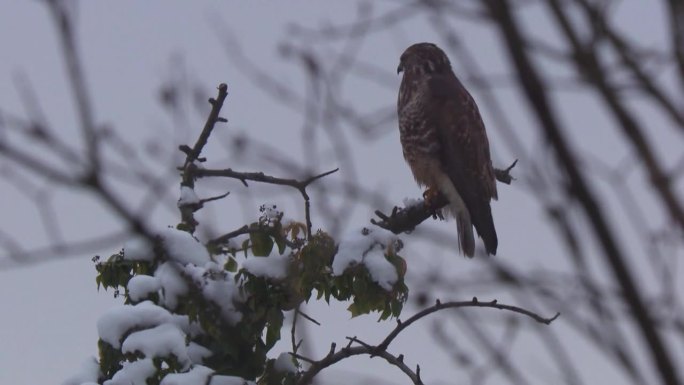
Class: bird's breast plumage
398,79,442,161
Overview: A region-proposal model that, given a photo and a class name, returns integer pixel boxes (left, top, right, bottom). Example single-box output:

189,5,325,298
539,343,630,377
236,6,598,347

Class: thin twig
207,224,300,250
375,298,559,352
296,298,557,384
196,167,339,239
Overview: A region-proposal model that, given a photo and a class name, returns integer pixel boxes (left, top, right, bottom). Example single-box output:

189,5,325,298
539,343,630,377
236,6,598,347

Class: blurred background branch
0,0,682,384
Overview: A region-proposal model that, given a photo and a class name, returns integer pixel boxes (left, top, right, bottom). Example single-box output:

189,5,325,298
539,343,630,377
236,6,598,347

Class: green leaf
225,257,238,272
379,305,392,321
242,239,250,258
250,231,274,257
347,302,362,318
265,309,284,350
274,235,287,254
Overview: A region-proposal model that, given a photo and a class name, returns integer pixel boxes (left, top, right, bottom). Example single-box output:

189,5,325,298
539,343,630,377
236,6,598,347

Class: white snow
333,228,400,291
402,197,423,208
274,352,297,373
122,323,190,369
259,203,281,224
156,262,188,309
181,263,243,325
127,275,161,302
178,186,200,207
202,278,242,324
123,238,154,261
61,357,100,385
171,313,203,338
187,342,212,364
159,365,255,385
161,365,213,385
103,358,155,385
161,228,211,265
210,375,256,385
362,247,398,291
242,250,290,280
124,228,210,265
97,301,175,348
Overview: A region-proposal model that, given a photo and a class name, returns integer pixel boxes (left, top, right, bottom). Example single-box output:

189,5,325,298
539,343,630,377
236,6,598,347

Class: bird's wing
428,73,498,254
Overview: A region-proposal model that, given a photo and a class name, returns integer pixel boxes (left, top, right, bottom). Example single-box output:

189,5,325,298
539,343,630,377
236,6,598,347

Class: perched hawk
397,42,498,257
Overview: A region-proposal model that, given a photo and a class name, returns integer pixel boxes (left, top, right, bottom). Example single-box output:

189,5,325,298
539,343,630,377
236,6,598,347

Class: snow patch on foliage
122,323,191,369
187,342,212,364
362,247,398,291
156,262,188,309
203,279,243,324
161,228,210,265
259,203,281,226
242,249,290,280
274,352,298,373
128,275,161,301
210,375,257,385
103,358,156,385
159,365,255,385
160,365,213,385
183,264,243,324
98,301,175,348
333,228,399,291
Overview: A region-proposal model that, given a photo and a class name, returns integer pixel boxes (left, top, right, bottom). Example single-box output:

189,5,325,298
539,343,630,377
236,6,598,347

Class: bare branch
48,1,100,172
485,1,682,383
376,298,558,353
196,167,339,239
371,160,517,234
176,83,229,233
296,298,557,384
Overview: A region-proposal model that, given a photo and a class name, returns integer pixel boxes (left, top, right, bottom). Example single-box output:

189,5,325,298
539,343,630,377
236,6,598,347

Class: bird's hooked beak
397,63,404,74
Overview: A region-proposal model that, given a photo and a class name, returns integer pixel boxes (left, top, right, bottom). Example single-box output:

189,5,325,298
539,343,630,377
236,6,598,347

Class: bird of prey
397,42,498,257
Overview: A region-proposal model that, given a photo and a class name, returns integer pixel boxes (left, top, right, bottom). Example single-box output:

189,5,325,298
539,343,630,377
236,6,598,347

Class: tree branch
196,167,339,239
485,1,682,384
296,298,557,384
177,83,229,233
371,160,517,234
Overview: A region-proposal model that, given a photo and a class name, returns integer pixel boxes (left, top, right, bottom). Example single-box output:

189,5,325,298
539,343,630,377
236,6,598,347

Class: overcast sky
0,2,681,385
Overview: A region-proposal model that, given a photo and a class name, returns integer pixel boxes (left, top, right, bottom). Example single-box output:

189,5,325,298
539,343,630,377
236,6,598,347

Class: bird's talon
422,187,440,209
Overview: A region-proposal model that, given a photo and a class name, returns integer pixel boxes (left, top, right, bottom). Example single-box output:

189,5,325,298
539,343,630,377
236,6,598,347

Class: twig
199,191,230,205
177,83,229,233
207,223,301,250
297,309,321,326
375,298,558,352
371,160,517,234
296,344,424,385
291,307,300,355
296,298,557,384
196,167,339,239
182,83,229,168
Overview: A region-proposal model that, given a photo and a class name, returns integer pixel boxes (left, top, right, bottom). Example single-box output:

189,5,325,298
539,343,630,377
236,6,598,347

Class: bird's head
397,42,452,76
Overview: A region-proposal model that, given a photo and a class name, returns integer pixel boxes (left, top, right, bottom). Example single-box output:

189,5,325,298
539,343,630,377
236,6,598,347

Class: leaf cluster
92,207,408,384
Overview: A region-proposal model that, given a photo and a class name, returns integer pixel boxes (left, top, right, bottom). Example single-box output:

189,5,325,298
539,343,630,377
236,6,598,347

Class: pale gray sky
0,2,681,384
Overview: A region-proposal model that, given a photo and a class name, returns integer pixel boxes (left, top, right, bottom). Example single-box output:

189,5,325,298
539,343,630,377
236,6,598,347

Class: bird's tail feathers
470,204,498,255
436,175,475,257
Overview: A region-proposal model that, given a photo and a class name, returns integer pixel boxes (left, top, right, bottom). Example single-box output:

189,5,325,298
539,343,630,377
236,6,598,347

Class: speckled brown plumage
397,42,498,256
